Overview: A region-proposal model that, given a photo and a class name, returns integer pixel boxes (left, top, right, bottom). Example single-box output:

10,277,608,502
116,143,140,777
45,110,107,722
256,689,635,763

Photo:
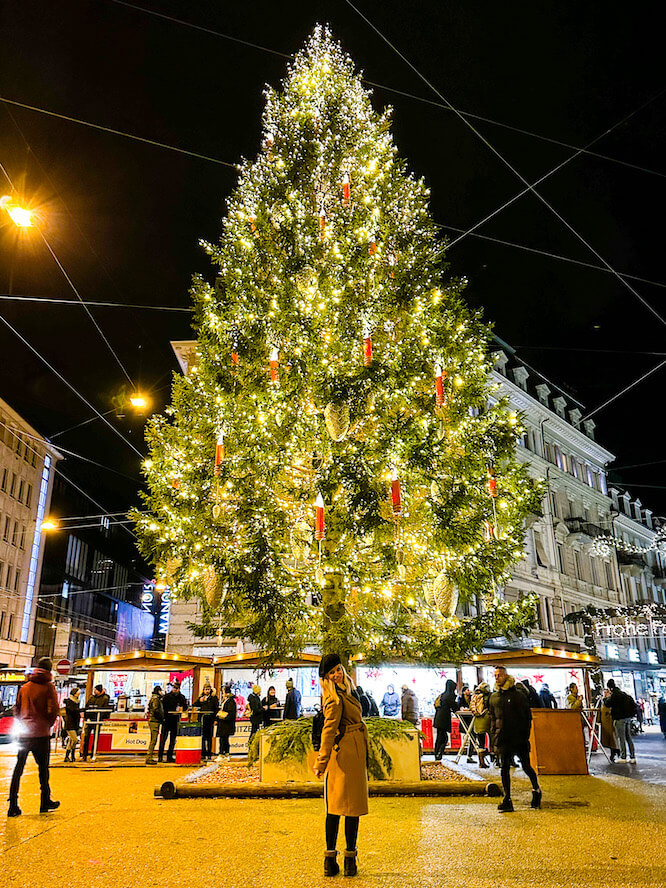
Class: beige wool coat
315,688,369,817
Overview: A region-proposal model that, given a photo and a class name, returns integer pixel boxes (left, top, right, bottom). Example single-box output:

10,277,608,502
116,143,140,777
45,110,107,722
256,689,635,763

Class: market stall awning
214,652,321,668
74,651,213,671
467,647,600,669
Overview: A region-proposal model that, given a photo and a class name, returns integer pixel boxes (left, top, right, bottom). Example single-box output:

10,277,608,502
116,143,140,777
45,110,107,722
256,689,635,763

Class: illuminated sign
647,650,659,665
594,619,666,638
0,672,27,683
628,648,640,662
159,590,171,636
606,643,620,660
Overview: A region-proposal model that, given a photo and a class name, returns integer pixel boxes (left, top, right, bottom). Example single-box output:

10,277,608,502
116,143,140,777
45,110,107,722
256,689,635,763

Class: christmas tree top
134,27,541,663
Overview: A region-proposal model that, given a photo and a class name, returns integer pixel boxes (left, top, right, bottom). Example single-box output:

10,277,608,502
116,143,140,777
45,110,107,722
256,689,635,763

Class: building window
11,520,19,547
540,598,554,632
557,544,566,574
25,483,32,508
551,492,559,518
0,612,4,637
573,551,583,581
534,531,549,568
2,516,10,542
9,473,17,498
13,569,20,592
6,566,12,590
7,614,14,640
17,479,24,503
0,468,7,492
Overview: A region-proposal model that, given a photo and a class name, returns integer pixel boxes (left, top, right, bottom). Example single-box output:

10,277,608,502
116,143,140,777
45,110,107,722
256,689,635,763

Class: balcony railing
564,517,606,539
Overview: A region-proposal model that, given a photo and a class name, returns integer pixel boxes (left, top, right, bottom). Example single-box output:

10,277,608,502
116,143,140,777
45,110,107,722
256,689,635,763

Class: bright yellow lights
130,392,149,410
40,518,60,532
1,195,33,227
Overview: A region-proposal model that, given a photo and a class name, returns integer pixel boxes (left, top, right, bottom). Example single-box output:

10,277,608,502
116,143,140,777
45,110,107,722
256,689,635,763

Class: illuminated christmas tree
134,28,541,663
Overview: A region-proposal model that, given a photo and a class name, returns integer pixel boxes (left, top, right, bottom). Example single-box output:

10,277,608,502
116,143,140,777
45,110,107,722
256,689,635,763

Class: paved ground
588,726,666,786
1,737,665,888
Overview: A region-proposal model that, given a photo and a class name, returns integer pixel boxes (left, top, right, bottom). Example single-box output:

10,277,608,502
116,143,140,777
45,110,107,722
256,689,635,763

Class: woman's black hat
319,653,342,678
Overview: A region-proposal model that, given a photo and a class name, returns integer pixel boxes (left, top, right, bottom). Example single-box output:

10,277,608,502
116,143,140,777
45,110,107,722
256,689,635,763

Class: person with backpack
470,681,491,768
433,679,457,761
603,679,637,763
313,653,368,878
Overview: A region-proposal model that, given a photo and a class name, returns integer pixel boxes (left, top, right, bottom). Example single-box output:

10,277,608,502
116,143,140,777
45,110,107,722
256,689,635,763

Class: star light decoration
132,27,542,663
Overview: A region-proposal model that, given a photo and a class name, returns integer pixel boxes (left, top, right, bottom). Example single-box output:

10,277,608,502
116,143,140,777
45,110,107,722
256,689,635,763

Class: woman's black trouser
434,728,449,759
325,814,359,851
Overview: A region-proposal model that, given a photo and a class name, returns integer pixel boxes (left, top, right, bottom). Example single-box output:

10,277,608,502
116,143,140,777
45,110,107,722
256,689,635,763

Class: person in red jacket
8,657,60,817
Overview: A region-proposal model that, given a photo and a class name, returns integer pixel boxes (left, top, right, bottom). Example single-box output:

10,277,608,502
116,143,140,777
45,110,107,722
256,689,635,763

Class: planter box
259,727,421,784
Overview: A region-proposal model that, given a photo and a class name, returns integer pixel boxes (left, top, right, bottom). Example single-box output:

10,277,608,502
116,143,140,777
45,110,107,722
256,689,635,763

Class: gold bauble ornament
315,565,325,585
290,520,313,563
165,557,181,583
296,265,317,294
212,504,221,520
397,563,407,581
203,566,219,607
432,570,459,617
324,402,350,441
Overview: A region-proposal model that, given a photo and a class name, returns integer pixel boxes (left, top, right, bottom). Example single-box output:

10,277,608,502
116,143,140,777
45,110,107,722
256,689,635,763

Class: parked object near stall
529,709,588,775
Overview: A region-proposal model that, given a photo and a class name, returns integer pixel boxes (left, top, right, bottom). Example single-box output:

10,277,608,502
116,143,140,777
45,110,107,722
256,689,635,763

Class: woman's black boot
324,851,339,877
344,851,358,877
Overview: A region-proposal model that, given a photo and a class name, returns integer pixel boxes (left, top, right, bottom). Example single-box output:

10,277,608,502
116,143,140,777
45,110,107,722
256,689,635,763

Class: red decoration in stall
315,493,326,541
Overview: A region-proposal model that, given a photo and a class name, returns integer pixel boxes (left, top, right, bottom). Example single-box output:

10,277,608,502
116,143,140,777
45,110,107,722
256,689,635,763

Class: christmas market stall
468,647,601,774
74,651,214,759
214,652,322,756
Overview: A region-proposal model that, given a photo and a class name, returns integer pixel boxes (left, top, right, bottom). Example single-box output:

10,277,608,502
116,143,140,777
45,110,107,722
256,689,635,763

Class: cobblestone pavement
1,746,665,888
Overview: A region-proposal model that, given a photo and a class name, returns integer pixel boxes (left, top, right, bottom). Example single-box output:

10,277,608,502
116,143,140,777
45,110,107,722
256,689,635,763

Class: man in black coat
603,679,637,763
81,684,111,762
159,680,189,763
433,679,457,761
489,666,542,813
283,678,302,720
520,678,542,709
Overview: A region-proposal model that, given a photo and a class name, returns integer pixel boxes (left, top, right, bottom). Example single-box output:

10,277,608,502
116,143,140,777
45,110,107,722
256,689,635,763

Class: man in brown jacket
8,657,60,817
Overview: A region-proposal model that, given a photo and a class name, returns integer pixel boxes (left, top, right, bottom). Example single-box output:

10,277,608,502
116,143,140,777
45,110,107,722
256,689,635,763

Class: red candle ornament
248,215,257,234
318,207,326,240
214,431,225,476
231,351,239,367
369,239,377,256
315,493,325,541
363,327,373,366
435,365,446,407
341,172,351,206
269,347,280,384
487,469,497,498
391,475,402,517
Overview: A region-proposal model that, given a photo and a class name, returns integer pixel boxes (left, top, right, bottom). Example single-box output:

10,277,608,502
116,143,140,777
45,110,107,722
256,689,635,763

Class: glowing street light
41,518,60,532
1,195,33,227
129,392,149,411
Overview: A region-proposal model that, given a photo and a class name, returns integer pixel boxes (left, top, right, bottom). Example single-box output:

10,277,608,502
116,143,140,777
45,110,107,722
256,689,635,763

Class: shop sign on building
593,618,666,639
53,620,71,661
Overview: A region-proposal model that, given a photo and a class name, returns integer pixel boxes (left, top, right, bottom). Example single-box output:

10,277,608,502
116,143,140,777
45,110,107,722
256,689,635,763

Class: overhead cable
343,0,666,331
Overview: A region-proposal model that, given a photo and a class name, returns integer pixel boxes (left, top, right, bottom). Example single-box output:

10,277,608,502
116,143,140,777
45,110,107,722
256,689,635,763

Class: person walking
489,665,542,813
81,684,111,762
145,685,164,765
63,687,81,762
603,679,637,763
539,683,558,709
520,678,542,709
217,684,237,758
195,680,219,761
456,685,475,763
159,680,188,763
401,685,419,726
283,678,303,719
566,683,583,712
380,684,400,718
245,684,263,740
314,653,368,878
8,658,60,817
598,688,620,762
470,681,491,768
433,679,457,761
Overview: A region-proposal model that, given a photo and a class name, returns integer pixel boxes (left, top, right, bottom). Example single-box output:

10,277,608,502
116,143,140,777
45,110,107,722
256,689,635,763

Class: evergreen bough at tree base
133,27,542,664
247,716,419,780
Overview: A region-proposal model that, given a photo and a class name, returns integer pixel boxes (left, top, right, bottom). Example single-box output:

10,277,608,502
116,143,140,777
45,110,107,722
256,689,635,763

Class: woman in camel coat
314,653,368,878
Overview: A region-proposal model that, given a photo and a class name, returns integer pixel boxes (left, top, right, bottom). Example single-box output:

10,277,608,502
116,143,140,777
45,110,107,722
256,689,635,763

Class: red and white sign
55,659,71,676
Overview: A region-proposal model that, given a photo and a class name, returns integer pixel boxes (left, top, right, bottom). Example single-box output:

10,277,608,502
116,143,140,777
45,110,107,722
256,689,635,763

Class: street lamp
1,195,33,227
129,392,149,411
41,518,60,532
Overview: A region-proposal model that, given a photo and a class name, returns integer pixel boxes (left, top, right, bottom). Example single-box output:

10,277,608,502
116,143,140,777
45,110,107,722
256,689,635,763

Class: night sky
1,1,665,519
